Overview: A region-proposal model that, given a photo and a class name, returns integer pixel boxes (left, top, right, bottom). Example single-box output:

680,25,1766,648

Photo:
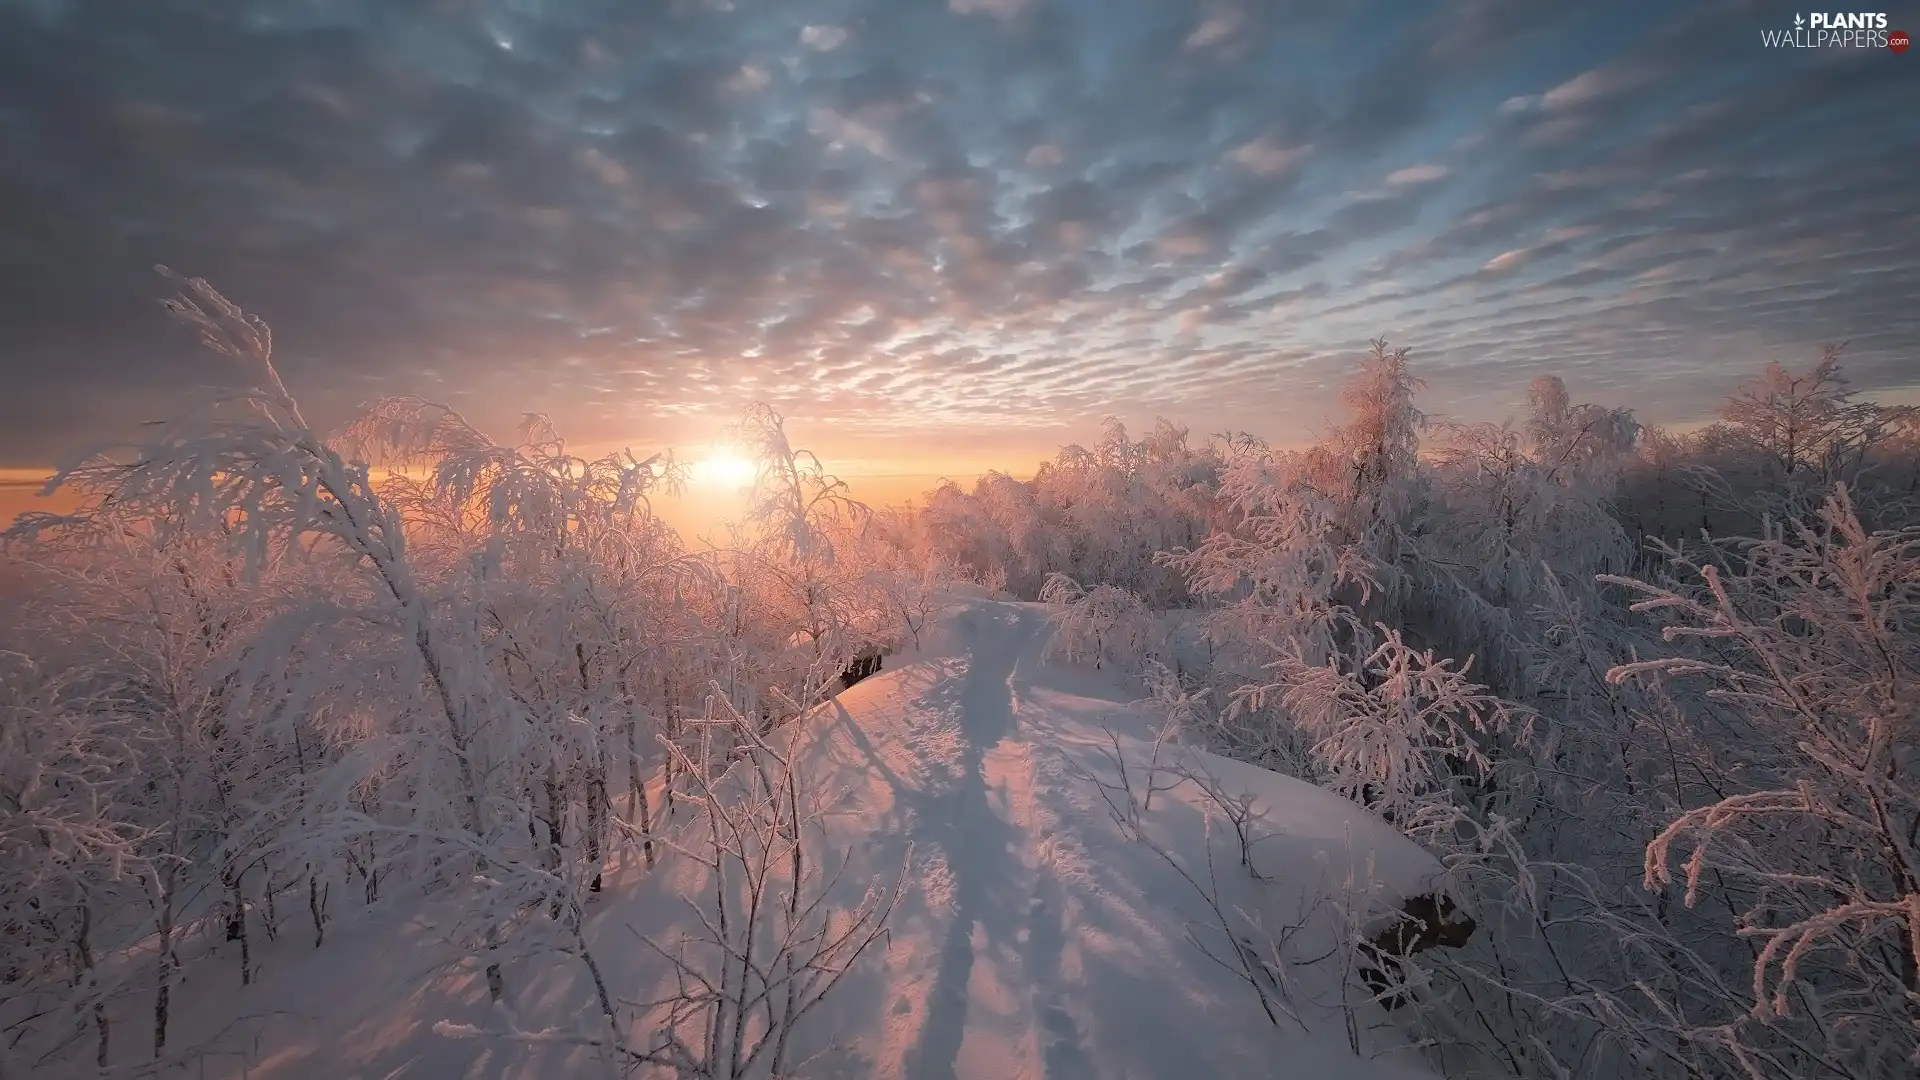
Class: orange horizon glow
0,461,1032,545
11,378,1918,540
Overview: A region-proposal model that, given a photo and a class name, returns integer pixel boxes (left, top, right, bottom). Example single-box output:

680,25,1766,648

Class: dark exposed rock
839,647,884,689
1358,891,1476,1010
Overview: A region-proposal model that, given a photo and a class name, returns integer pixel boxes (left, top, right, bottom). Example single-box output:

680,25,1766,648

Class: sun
690,451,757,491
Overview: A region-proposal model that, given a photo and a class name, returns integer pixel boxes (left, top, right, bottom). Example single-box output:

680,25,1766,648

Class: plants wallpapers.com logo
1760,12,1909,48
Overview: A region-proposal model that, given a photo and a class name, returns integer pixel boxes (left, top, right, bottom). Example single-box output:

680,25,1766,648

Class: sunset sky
1,0,1916,520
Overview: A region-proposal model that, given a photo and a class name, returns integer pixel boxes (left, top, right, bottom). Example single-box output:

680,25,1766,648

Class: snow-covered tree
1040,573,1154,672
1603,487,1920,1076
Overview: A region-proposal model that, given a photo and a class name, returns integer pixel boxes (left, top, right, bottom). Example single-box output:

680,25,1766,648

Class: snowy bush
1039,573,1155,672
1599,487,1920,1076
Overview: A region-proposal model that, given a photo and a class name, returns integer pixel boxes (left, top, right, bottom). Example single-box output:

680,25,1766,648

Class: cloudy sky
1,0,1916,481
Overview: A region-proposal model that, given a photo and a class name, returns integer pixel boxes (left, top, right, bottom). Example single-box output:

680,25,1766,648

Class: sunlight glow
690,452,757,492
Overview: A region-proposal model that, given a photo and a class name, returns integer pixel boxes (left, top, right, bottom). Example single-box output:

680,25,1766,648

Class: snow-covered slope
147,600,1448,1079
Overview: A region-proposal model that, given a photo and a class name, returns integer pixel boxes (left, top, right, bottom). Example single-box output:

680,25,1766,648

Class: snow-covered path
803,603,1071,1078
879,603,1086,1079
895,604,1050,1076
797,600,1441,1080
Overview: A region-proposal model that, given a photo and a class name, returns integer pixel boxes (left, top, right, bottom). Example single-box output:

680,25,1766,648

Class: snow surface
150,600,1448,1079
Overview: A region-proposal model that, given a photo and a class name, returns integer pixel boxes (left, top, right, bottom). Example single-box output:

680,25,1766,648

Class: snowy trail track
803,603,1066,1078
155,599,1442,1080
874,603,1078,1080
798,600,1439,1080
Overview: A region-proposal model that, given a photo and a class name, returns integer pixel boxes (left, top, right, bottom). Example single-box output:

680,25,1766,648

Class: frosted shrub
435,691,908,1079
915,420,1221,604
1604,486,1920,1076
1237,621,1523,832
1426,418,1633,611
1039,573,1153,672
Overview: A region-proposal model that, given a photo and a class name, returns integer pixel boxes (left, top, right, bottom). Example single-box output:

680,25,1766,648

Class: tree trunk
153,867,177,1058
660,674,680,825
365,855,381,905
625,706,656,868
485,922,506,1006
308,866,326,948
545,764,566,919
261,863,279,943
74,900,108,1068
224,866,251,985
586,751,607,893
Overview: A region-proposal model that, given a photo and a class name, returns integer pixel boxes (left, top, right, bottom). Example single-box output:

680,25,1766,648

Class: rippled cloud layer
1,0,1914,466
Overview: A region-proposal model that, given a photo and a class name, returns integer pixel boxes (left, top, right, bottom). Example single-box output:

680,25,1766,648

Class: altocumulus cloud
0,0,1915,466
